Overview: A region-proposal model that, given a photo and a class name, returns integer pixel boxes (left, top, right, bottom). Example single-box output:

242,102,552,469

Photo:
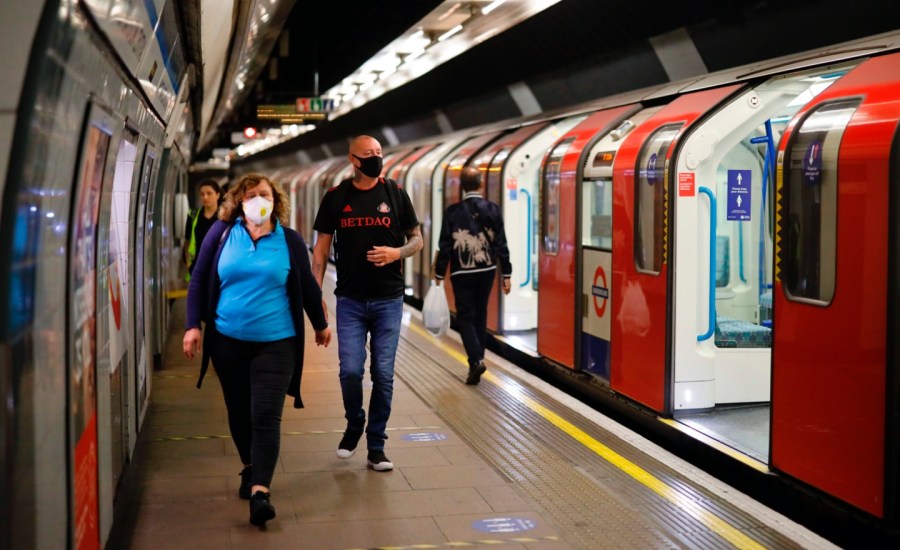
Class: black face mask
352,154,383,178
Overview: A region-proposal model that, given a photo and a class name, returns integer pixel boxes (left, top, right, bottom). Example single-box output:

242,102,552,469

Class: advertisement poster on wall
69,123,109,550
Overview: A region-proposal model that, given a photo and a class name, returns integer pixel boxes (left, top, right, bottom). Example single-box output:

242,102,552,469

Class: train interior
671,64,858,462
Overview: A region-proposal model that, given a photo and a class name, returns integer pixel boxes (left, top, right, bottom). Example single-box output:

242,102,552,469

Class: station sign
257,97,335,123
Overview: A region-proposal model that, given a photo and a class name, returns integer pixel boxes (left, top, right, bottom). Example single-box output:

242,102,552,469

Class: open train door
771,52,900,519
610,86,741,412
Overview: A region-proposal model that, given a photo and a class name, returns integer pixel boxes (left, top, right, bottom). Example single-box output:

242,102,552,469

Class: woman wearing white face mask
182,173,331,527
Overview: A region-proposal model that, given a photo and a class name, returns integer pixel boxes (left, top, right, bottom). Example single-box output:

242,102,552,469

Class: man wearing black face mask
312,135,423,472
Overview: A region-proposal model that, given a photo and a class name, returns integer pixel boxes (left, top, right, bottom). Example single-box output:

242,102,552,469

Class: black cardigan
185,220,328,408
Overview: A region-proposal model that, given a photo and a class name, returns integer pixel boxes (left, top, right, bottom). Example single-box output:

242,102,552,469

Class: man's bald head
349,135,382,157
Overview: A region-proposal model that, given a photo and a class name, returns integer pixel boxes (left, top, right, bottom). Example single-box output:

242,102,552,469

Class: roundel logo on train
592,265,609,318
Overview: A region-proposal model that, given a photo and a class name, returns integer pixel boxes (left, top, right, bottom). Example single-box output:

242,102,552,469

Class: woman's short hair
219,173,290,226
198,179,221,195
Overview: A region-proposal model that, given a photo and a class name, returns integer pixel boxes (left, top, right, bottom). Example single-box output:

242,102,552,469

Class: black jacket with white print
434,192,512,280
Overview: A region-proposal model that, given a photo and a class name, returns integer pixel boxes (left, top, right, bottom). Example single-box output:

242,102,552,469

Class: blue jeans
335,295,403,451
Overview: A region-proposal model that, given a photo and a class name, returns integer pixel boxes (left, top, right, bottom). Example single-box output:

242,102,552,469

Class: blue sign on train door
802,141,823,186
727,169,751,221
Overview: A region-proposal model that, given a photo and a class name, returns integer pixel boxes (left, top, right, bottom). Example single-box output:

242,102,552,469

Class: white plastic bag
422,282,450,336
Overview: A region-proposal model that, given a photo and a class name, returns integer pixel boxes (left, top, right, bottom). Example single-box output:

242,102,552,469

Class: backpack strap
329,179,353,222
326,179,354,261
381,177,405,227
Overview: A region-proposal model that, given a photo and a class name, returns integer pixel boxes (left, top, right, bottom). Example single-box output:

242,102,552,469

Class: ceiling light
403,48,426,63
481,0,506,15
437,24,463,42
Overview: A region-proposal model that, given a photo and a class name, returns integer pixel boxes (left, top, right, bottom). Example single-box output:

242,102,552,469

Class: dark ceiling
218,1,444,135
214,0,900,163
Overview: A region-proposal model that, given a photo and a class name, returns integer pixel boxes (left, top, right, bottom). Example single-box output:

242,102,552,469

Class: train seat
714,316,771,348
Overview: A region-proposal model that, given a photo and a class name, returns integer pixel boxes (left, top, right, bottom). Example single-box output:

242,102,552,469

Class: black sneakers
249,490,275,526
336,430,363,459
238,466,252,500
466,361,487,385
366,450,394,471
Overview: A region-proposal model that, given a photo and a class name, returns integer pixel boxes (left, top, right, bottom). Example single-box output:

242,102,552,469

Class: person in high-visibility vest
183,179,222,280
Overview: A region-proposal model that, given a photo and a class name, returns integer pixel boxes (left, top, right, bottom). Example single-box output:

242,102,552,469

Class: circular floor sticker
472,517,537,533
399,432,448,442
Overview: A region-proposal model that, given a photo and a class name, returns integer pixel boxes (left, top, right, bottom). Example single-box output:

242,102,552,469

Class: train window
541,138,573,255
635,124,682,274
782,98,861,304
487,146,512,204
582,178,612,250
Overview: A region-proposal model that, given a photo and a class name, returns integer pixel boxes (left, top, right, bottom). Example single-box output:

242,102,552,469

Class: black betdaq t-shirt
313,179,418,300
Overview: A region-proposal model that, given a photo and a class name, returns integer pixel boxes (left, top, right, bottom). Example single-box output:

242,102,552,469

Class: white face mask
242,195,274,225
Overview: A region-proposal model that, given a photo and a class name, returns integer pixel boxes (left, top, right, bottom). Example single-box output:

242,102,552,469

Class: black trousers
450,270,496,367
210,332,295,489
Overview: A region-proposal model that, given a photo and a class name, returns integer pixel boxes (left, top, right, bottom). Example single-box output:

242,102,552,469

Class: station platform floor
108,273,836,549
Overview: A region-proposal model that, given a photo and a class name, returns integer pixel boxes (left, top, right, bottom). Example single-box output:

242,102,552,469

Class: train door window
782,98,861,304
582,177,612,250
486,146,512,203
636,124,682,273
135,147,155,420
542,138,573,255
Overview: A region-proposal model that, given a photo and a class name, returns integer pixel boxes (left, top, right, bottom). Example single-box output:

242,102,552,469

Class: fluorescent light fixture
437,24,463,42
403,48,426,62
481,0,505,15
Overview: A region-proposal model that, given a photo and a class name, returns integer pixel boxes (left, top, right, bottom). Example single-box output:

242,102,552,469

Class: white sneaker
366,451,393,471
336,431,362,459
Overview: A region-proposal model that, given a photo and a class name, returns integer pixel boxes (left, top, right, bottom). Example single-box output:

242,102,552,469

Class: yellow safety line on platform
406,322,765,550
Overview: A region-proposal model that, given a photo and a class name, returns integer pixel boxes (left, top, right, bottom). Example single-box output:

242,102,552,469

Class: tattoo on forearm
399,227,424,259
312,258,326,286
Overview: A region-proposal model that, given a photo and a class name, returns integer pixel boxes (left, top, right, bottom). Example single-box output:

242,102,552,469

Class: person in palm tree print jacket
433,166,512,385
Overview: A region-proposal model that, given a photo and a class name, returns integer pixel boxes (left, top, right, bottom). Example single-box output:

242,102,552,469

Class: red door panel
611,85,741,412
772,52,900,518
538,106,637,368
